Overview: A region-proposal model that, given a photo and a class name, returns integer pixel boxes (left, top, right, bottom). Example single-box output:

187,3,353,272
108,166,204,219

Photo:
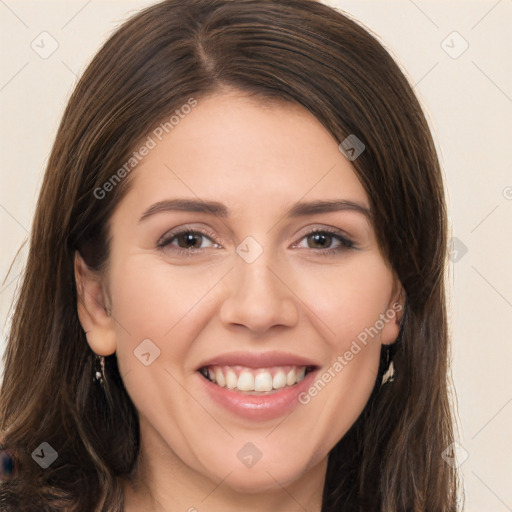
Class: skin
75,89,402,512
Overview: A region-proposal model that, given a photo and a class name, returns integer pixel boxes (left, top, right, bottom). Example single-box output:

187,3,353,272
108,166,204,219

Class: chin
216,463,305,494
224,475,288,494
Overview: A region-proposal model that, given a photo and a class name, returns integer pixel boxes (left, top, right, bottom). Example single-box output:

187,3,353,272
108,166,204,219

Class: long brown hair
0,0,458,510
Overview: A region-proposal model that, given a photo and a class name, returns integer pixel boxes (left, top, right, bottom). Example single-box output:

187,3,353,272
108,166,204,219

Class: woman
0,0,459,510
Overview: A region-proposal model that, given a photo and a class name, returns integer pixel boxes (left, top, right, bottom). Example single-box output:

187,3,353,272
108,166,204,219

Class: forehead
115,91,370,221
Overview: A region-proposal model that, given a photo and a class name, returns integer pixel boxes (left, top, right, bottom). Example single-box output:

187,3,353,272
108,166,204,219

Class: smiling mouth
198,364,317,394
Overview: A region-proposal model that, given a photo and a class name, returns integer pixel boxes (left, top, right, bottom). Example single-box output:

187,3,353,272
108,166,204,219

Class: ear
74,251,117,356
380,281,405,346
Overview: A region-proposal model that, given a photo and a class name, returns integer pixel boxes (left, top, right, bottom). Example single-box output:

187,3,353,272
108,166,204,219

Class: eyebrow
138,198,372,223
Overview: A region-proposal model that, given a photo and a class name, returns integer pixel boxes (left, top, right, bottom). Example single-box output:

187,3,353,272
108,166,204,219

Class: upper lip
196,351,320,370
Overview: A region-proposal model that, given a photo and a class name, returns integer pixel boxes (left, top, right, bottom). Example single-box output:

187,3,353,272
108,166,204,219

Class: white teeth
272,370,287,389
237,371,255,391
254,372,273,392
286,368,297,386
201,365,311,392
215,368,225,387
226,369,238,389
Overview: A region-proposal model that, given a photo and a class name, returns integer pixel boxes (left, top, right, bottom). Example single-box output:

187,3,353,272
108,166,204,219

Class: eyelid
291,225,356,250
295,224,353,240
157,223,357,254
157,224,219,248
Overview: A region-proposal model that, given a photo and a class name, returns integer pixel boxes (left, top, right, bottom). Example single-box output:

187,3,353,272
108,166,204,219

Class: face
77,90,401,496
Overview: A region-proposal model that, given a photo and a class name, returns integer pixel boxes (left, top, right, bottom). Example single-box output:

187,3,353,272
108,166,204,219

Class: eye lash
156,225,356,256
157,226,218,251
299,226,356,255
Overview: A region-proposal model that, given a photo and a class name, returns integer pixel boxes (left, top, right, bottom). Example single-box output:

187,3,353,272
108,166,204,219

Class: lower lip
196,369,318,421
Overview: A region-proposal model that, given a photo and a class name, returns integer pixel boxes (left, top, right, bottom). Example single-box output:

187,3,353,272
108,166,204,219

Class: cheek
293,260,392,457
299,253,394,349
107,254,231,386
292,254,393,422
106,257,217,436
109,256,216,337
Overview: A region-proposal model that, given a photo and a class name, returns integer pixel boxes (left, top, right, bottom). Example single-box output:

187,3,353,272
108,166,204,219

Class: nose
219,252,299,335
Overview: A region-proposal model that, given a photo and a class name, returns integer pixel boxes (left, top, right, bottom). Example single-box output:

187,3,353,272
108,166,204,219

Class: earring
381,345,395,385
381,360,395,385
93,354,106,385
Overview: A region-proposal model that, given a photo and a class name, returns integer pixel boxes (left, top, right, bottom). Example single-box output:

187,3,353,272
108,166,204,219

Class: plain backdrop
1,1,511,510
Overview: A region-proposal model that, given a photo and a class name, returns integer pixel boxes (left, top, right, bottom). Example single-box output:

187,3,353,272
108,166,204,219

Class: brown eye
157,227,219,254
307,232,334,249
174,232,204,249
294,228,355,255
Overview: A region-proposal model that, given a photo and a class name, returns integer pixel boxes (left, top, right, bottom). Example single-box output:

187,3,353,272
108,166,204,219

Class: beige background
1,1,511,510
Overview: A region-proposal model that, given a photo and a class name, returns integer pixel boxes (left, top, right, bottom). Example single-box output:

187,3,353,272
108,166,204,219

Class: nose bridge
234,234,279,291
237,250,278,295
219,239,299,332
